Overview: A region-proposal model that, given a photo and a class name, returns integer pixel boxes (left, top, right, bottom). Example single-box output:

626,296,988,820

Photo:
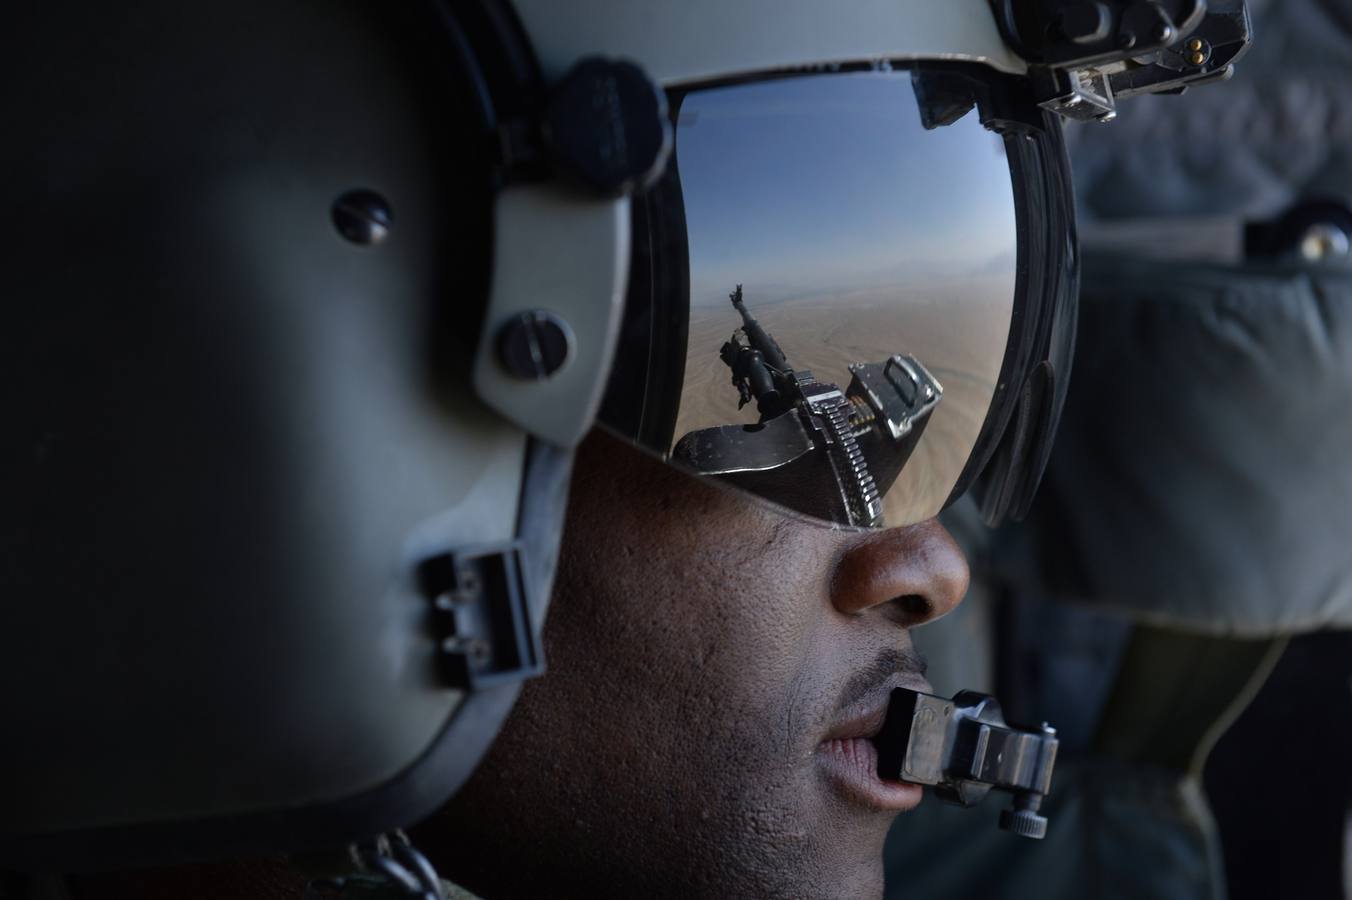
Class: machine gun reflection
672,285,943,527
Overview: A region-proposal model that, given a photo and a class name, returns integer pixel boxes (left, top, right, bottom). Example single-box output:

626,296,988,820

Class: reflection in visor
672,284,941,527
668,72,1018,528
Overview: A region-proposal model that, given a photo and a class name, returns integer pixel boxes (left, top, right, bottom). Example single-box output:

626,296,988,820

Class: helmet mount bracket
420,542,544,690
990,0,1252,120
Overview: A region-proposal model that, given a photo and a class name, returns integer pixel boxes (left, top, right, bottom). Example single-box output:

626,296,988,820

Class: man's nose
829,519,970,627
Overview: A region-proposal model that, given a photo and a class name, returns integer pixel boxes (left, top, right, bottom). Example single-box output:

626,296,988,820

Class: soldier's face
427,429,969,899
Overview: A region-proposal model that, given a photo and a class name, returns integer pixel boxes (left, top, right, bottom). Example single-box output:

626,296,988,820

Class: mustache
835,647,929,713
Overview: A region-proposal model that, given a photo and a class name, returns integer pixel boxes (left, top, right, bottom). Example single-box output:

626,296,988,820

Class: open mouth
815,676,929,812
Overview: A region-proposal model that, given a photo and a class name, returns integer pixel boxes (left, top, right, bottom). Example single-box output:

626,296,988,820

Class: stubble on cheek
438,435,893,900
671,529,913,900
560,458,891,897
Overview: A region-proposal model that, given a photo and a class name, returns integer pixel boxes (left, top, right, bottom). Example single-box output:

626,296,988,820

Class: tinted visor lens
604,70,1024,529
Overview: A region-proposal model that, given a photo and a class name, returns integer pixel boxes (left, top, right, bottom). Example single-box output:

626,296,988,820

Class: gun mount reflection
672,285,943,527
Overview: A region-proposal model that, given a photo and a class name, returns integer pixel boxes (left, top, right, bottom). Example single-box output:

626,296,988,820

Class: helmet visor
601,67,1072,529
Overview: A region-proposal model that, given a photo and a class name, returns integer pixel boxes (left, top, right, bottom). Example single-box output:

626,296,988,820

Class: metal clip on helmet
0,0,1250,871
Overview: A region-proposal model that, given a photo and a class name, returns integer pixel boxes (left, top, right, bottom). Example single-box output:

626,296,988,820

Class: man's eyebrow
836,647,928,711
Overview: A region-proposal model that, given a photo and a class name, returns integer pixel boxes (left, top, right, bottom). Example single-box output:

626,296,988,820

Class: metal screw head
1300,223,1351,261
332,189,392,246
497,310,574,380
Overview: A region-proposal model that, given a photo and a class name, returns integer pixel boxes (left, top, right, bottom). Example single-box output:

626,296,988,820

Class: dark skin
67,429,966,900
420,429,968,899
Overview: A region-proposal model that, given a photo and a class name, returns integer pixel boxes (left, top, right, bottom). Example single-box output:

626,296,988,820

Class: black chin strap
302,832,453,900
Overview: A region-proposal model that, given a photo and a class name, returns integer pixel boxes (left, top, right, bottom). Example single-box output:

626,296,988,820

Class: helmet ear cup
0,0,564,868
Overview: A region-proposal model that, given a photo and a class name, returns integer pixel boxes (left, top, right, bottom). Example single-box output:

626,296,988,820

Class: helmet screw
331,189,392,246
1300,223,1351,261
497,310,574,380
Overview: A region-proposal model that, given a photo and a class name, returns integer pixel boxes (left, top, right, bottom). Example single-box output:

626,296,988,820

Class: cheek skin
533,440,838,891
423,432,926,900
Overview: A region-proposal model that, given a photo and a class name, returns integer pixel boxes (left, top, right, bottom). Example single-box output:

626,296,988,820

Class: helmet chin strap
301,832,449,900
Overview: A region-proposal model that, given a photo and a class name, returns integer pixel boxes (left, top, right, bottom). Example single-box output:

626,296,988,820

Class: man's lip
814,672,932,812
820,673,933,744
816,738,924,812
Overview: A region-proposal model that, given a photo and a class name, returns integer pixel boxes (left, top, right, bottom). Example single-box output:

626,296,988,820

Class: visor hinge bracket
418,542,543,691
1033,67,1117,121
995,1,1254,122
